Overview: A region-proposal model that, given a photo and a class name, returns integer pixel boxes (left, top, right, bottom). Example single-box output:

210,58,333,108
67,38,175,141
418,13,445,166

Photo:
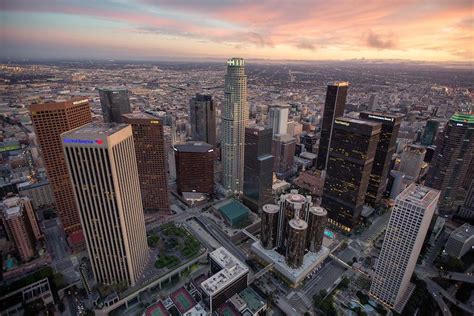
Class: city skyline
1,0,473,62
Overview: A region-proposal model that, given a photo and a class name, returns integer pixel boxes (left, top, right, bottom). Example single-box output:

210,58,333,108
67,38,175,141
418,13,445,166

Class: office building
222,58,248,193
445,223,474,258
242,125,274,212
399,144,426,181
122,113,169,212
189,94,216,147
426,113,474,212
98,87,131,123
272,134,296,177
201,247,249,311
18,180,54,209
29,98,92,234
260,204,279,250
370,184,439,309
368,94,378,111
62,123,148,286
1,196,40,261
359,112,402,206
316,82,349,171
285,218,308,268
306,206,327,253
267,104,289,138
458,180,474,219
421,119,441,146
322,117,381,231
174,142,214,195
299,132,318,153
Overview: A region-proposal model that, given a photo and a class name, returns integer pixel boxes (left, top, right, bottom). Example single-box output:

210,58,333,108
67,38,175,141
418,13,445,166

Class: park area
147,223,203,270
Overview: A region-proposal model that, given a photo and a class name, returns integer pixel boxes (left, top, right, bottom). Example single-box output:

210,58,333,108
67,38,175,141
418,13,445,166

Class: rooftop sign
368,114,394,122
64,139,103,145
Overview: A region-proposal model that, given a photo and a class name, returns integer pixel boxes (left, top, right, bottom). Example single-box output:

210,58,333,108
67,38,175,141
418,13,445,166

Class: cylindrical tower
286,218,308,268
260,204,279,250
306,206,327,253
277,193,308,253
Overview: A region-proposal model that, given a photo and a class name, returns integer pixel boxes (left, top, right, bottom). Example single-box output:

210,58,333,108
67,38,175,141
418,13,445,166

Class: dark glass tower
322,117,381,231
300,132,318,153
359,112,402,207
421,119,441,146
426,113,474,212
243,125,274,212
98,87,131,123
316,82,348,171
189,94,217,147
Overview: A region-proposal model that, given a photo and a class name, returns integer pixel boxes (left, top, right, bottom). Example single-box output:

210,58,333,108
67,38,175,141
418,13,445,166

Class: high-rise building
267,104,289,138
322,117,381,231
98,87,131,123
316,82,349,171
370,184,439,309
426,113,474,212
122,113,169,212
305,206,327,253
458,179,474,220
62,123,148,286
1,196,40,262
359,112,402,206
285,218,308,268
272,134,296,177
222,58,248,193
399,144,426,181
368,94,378,111
189,94,216,147
174,142,214,196
29,98,92,235
299,132,318,153
260,204,280,250
243,125,274,212
421,119,441,146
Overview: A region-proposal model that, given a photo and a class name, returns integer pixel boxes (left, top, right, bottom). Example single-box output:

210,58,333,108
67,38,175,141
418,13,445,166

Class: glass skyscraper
98,87,131,123
189,94,216,147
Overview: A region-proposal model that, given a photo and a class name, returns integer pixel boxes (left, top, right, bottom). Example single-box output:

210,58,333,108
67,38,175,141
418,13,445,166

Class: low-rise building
445,223,474,258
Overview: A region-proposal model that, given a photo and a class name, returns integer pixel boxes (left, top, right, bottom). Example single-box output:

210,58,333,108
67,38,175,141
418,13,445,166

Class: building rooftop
262,204,279,214
122,112,159,120
29,97,89,111
335,116,381,127
169,287,196,314
63,122,128,137
449,223,474,242
174,142,213,153
289,218,308,230
239,287,266,314
309,206,327,216
218,199,250,224
201,247,249,296
397,183,440,208
144,301,170,316
97,86,128,92
330,81,349,87
450,112,474,124
360,111,404,122
274,133,295,143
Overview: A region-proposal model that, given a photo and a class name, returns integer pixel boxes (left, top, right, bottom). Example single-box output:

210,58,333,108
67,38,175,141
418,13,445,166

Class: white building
267,104,289,138
62,123,148,286
370,184,440,310
221,58,248,193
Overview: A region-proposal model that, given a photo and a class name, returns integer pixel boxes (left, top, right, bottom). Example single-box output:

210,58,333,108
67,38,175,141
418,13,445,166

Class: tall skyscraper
62,123,148,286
243,125,274,212
316,82,349,171
399,144,426,181
267,104,289,138
421,119,441,146
458,179,474,220
370,184,439,309
260,204,279,250
322,117,381,231
122,113,169,213
305,206,327,253
286,218,308,269
272,134,296,177
189,94,216,147
98,87,131,123
359,112,402,206
29,98,92,235
222,58,248,193
426,113,474,212
174,142,214,196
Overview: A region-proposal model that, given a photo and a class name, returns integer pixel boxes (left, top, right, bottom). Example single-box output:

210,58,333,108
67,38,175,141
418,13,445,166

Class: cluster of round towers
260,190,328,269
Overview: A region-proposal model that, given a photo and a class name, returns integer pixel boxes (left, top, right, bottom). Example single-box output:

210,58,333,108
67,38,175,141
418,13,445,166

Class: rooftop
144,301,170,316
262,204,279,214
397,183,440,208
330,81,349,87
449,223,474,242
97,86,128,92
450,112,474,124
63,122,128,137
218,199,250,223
239,288,266,314
174,142,213,153
201,247,249,296
335,116,381,127
122,112,159,120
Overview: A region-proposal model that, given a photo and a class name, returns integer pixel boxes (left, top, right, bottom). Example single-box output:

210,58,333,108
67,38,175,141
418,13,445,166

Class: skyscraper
370,184,439,310
399,144,426,181
189,94,216,147
305,206,327,253
421,119,441,146
286,218,308,268
243,125,274,212
458,179,474,220
299,132,318,153
122,113,169,213
267,104,289,138
359,112,402,206
174,142,214,196
426,113,474,212
29,98,92,235
316,82,349,171
222,58,248,193
260,204,279,250
98,87,131,123
272,134,296,178
62,123,148,286
322,117,381,231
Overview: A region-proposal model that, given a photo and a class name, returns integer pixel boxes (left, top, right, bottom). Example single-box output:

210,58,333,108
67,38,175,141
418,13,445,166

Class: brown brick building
122,113,170,212
29,98,92,235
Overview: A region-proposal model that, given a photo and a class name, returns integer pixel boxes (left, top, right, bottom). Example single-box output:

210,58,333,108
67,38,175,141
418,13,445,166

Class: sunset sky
1,0,473,62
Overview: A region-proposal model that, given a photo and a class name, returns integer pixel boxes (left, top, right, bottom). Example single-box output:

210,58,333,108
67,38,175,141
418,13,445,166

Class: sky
1,0,473,62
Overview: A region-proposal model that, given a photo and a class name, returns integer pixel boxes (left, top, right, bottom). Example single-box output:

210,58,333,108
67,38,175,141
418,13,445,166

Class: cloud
366,30,397,49
295,40,317,51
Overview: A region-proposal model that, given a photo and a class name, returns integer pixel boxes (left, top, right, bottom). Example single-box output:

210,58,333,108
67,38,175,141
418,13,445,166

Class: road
357,211,391,244
43,218,69,262
416,265,474,284
425,281,452,316
302,261,346,298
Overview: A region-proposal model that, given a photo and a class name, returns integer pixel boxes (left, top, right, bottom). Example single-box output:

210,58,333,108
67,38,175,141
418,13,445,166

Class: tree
339,277,350,289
